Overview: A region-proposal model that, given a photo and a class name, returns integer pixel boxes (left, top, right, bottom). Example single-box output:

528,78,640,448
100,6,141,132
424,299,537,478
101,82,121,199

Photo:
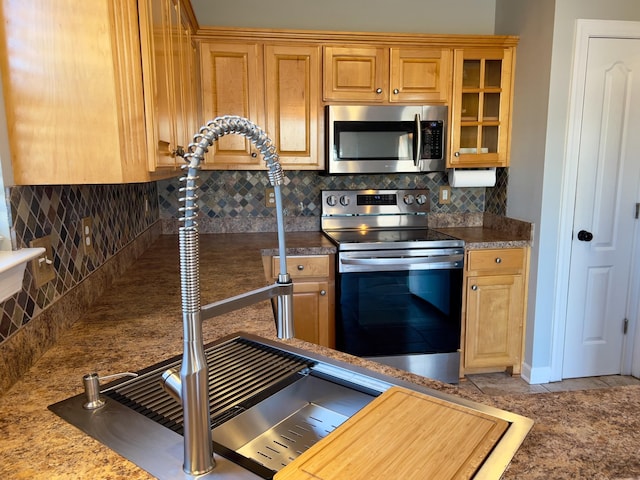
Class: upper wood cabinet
199,42,265,168
195,29,518,170
264,45,322,169
323,46,450,103
199,41,323,170
139,0,198,172
0,0,197,185
323,46,387,102
448,47,515,168
0,0,147,184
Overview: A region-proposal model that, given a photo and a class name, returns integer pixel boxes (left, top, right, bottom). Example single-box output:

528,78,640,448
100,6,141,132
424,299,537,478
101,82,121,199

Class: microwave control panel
421,121,444,160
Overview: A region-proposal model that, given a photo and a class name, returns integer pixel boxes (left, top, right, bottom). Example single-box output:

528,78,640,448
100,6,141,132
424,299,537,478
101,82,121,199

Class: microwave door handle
413,114,421,167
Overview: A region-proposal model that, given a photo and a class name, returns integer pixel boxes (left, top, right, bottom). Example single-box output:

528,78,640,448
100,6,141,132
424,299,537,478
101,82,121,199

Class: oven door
335,250,463,383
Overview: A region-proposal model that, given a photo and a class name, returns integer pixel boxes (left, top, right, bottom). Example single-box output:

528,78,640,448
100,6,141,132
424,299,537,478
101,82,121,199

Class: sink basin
49,333,532,480
213,372,377,474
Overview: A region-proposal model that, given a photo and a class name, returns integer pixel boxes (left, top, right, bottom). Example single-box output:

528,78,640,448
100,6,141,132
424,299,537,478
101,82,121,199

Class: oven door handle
341,255,463,270
413,113,422,167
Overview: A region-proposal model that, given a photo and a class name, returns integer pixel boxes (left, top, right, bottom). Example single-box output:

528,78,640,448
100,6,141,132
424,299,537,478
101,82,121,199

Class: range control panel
322,189,430,216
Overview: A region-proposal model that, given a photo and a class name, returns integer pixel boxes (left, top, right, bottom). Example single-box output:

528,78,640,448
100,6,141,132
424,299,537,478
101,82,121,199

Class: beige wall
190,0,497,34
494,0,556,383
496,0,640,383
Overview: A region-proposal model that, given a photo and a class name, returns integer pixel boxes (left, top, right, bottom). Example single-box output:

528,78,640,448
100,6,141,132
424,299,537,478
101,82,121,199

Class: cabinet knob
495,257,502,264
375,88,383,94
393,88,399,94
251,152,257,158
471,285,478,291
320,290,326,296
173,145,185,158
297,265,304,271
454,151,460,157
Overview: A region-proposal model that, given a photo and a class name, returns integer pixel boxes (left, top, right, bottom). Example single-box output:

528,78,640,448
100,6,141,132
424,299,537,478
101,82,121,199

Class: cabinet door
265,44,323,169
292,280,332,347
169,0,198,157
323,46,388,102
199,42,265,168
264,254,335,348
389,48,451,103
449,48,514,168
139,0,174,169
1,0,149,184
167,0,187,163
464,274,523,369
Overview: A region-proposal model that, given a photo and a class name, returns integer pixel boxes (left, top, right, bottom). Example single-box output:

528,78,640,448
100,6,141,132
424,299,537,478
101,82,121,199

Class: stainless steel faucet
160,116,294,476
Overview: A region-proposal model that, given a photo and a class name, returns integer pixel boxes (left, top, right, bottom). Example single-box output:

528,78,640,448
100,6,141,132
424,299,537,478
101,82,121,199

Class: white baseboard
521,362,552,385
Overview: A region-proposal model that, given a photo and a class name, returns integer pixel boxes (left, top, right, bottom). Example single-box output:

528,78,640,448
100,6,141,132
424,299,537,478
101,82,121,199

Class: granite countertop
434,226,531,249
1,232,442,480
430,213,534,249
1,231,638,479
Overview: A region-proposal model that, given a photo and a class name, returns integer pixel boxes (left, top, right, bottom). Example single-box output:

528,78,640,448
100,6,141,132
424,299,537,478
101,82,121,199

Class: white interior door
562,37,640,379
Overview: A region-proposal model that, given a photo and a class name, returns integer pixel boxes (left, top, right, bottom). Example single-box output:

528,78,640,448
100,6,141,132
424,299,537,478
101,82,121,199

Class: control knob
403,194,415,205
326,195,337,207
340,195,350,206
416,194,427,205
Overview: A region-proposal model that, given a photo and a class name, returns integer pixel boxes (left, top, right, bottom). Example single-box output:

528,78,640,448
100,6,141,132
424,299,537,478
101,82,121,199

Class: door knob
577,230,593,242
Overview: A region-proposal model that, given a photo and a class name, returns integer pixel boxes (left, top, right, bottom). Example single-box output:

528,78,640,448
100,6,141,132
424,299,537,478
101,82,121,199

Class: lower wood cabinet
263,254,335,348
461,247,529,377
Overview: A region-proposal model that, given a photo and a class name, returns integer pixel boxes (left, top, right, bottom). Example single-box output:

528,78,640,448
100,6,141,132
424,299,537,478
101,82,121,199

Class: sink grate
104,337,315,435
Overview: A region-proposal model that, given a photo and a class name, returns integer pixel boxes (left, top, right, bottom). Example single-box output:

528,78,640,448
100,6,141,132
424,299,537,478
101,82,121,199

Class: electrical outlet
29,236,55,288
81,217,95,255
439,186,452,205
265,187,276,207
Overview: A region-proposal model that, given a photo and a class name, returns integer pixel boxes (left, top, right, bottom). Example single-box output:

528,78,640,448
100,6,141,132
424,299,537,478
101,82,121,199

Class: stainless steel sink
49,333,533,480
213,371,377,474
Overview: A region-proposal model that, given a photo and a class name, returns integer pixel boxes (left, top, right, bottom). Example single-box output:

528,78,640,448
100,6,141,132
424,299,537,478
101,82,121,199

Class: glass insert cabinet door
449,48,514,168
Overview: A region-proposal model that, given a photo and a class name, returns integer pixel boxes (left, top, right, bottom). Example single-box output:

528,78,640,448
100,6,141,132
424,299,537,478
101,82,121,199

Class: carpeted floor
479,385,640,479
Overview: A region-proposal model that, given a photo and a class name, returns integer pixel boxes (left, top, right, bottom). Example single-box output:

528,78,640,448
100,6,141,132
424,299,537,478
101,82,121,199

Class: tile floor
458,372,640,396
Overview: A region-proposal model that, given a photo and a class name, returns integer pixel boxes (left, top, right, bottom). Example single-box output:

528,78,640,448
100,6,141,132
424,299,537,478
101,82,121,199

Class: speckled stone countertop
1,232,638,479
430,212,533,249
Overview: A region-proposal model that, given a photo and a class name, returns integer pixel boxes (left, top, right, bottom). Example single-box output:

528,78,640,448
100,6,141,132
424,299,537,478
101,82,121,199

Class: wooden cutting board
274,386,509,480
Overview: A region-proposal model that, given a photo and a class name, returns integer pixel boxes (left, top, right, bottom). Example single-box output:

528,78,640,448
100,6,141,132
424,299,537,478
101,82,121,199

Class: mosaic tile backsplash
0,183,158,345
1,168,507,347
158,169,507,229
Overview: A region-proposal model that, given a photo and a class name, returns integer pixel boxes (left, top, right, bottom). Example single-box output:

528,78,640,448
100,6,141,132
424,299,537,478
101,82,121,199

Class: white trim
629,197,640,377
521,362,551,385
552,19,640,381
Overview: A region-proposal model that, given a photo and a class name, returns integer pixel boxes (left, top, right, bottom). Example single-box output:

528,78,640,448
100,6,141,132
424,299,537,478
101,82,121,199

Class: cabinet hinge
635,203,639,219
624,318,629,334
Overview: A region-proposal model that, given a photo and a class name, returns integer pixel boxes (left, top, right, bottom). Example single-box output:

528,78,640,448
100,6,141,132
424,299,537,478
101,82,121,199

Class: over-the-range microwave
326,104,448,175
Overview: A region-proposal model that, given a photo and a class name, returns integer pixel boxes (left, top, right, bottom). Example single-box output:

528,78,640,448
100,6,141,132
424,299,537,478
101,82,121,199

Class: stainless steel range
321,189,465,384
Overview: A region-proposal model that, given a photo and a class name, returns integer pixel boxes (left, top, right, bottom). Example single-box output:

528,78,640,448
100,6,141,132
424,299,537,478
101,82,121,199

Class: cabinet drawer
271,255,330,279
466,248,525,274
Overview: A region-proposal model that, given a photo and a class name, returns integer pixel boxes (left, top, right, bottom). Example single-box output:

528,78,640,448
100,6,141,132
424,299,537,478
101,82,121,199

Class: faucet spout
170,116,294,476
